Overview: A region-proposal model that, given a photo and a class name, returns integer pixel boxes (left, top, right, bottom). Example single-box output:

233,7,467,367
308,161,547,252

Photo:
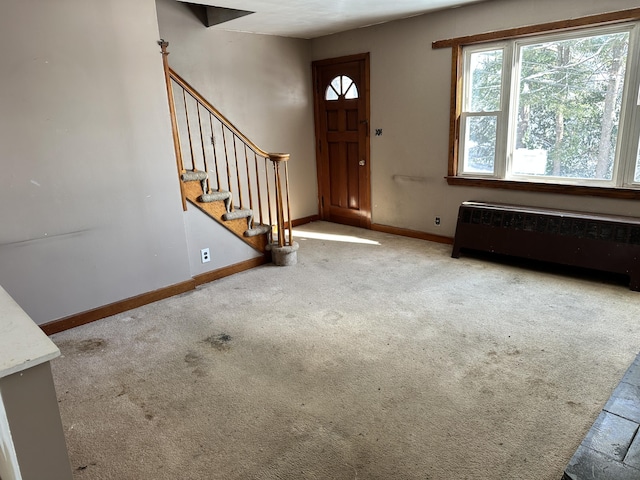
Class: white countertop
0,285,60,379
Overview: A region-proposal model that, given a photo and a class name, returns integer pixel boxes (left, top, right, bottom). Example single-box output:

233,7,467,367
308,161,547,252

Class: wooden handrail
168,67,271,158
160,41,294,250
159,41,187,211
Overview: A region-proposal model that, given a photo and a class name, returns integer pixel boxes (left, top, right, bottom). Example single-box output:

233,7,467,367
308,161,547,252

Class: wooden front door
313,53,371,228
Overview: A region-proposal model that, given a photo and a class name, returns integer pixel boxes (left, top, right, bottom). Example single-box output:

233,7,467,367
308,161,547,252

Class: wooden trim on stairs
40,255,270,336
371,223,454,245
184,183,268,253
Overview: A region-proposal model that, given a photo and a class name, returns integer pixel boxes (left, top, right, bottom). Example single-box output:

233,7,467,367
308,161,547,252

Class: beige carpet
50,221,640,479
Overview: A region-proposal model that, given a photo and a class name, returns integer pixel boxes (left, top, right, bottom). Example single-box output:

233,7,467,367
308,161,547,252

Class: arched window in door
325,75,359,101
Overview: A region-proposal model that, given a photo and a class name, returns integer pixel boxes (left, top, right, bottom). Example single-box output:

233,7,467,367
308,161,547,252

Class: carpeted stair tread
181,170,208,182
244,224,271,237
198,191,231,203
222,209,253,221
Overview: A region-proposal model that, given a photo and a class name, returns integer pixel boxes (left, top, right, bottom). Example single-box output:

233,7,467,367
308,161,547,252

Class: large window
434,10,640,196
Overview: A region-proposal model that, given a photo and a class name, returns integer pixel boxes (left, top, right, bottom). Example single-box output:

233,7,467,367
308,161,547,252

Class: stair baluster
159,40,297,264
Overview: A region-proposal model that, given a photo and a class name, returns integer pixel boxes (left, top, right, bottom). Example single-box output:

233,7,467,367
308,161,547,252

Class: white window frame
459,43,511,178
458,22,640,189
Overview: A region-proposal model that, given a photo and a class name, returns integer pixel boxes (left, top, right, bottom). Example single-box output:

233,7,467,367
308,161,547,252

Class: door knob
359,159,365,166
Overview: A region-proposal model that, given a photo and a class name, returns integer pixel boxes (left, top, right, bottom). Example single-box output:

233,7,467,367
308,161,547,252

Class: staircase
181,169,271,252
160,41,297,264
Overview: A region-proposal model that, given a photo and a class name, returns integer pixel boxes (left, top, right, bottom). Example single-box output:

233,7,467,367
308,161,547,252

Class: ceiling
177,0,490,39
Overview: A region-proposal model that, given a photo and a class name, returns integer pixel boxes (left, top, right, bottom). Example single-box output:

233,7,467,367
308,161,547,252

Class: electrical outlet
434,216,441,226
200,248,210,263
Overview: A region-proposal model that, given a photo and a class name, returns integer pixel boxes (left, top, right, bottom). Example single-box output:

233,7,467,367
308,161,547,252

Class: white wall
311,0,640,237
183,207,261,275
155,0,318,221
0,0,192,324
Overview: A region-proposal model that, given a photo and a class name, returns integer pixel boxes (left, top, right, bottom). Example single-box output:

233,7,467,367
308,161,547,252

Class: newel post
268,153,299,266
159,40,187,211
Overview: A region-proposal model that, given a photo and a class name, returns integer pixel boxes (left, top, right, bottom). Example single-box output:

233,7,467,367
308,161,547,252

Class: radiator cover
451,201,640,291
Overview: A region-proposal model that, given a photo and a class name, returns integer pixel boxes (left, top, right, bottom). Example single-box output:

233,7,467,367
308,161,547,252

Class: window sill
445,176,640,200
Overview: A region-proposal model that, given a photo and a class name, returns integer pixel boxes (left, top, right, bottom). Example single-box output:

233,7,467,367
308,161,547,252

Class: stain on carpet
78,338,106,351
76,461,97,473
116,385,128,397
113,383,157,421
58,338,107,354
204,333,232,351
137,401,155,422
185,351,203,365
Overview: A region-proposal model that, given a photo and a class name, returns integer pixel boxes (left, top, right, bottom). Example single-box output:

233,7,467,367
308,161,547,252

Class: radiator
451,201,640,291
